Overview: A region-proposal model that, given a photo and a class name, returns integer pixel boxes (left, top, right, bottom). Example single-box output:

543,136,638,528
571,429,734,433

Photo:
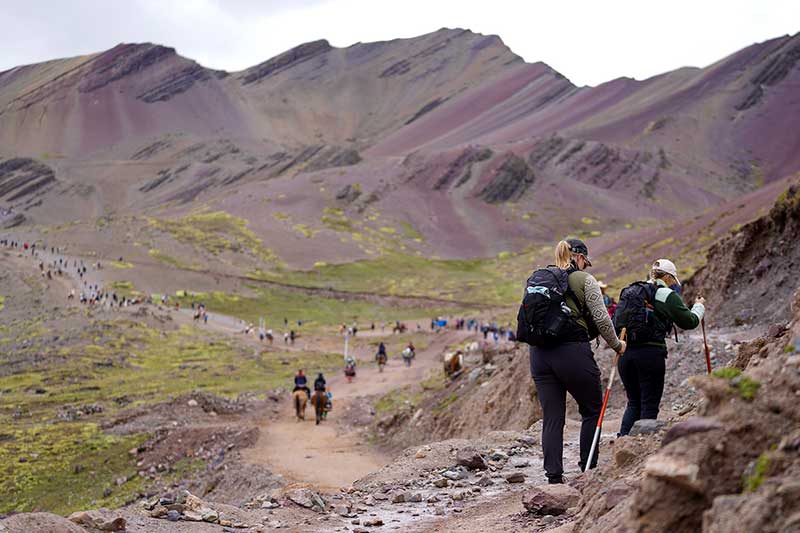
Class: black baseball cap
566,238,592,267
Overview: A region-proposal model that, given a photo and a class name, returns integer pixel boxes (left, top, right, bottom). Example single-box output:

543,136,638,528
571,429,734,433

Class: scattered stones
629,419,667,436
456,449,488,471
363,518,384,526
522,485,580,515
408,493,423,503
433,478,450,488
414,449,427,459
505,472,526,483
166,510,180,522
391,492,407,504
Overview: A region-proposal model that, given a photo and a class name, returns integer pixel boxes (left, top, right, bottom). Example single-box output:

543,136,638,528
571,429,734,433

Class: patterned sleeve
583,275,623,352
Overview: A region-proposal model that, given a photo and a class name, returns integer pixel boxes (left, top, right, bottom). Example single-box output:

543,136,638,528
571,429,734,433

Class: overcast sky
2,0,798,86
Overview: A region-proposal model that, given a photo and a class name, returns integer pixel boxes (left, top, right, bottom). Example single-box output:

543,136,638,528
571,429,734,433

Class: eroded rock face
522,484,580,515
240,40,332,84
477,154,535,203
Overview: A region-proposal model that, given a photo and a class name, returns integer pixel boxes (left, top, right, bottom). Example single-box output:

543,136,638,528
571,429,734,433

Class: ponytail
554,240,572,269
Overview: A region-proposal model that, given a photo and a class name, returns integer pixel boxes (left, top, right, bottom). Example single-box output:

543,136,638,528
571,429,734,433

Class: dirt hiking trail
243,330,471,489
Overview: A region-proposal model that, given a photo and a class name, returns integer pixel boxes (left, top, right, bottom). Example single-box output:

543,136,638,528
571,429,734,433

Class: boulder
522,485,580,515
505,472,526,483
286,488,326,511
391,492,407,504
67,509,126,531
661,417,723,446
456,449,488,470
510,457,530,468
629,419,667,436
442,466,469,480
2,512,86,533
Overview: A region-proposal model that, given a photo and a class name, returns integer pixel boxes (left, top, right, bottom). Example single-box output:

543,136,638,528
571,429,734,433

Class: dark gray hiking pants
530,342,603,479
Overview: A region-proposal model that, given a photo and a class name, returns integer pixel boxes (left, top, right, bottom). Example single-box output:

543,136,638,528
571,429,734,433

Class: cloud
1,0,798,85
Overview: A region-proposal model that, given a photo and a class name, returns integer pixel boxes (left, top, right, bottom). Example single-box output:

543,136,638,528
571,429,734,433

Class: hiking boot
547,475,566,485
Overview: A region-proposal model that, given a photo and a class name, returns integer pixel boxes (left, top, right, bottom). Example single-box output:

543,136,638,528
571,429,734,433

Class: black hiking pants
617,344,667,436
530,342,603,480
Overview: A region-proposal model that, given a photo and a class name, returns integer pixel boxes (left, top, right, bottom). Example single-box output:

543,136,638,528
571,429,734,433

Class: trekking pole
584,328,626,472
701,318,712,374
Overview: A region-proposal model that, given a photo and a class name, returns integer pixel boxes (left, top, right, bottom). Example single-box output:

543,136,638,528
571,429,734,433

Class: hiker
599,281,616,317
521,239,626,483
324,389,333,418
615,259,705,436
293,369,311,399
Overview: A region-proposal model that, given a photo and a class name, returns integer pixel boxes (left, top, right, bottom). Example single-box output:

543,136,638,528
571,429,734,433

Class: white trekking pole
585,328,626,471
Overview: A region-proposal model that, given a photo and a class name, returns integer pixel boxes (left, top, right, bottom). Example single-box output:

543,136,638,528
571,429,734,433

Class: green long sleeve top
644,279,705,348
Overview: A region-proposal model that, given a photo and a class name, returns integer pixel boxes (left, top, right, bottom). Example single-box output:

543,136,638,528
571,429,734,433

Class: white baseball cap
652,259,680,286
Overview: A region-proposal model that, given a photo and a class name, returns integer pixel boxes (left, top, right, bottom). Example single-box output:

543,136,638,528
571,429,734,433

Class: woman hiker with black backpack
518,239,627,484
614,259,705,436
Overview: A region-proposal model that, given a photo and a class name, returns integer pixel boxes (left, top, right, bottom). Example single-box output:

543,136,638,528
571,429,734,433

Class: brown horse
311,390,326,425
293,390,307,420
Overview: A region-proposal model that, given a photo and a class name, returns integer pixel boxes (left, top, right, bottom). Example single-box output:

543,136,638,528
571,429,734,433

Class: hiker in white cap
614,259,706,436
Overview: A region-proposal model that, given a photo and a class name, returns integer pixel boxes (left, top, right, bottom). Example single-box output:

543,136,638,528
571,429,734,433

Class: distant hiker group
517,238,705,484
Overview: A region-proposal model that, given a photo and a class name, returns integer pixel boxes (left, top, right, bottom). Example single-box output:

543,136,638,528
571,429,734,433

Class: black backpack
612,282,671,344
516,267,582,346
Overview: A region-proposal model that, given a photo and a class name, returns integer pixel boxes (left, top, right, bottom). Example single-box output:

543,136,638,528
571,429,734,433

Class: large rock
661,417,723,446
2,512,86,533
456,449,488,470
67,509,126,531
286,488,326,511
629,419,667,436
522,485,580,515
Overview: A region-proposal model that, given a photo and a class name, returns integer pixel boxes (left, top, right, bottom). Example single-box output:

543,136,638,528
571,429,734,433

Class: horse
376,352,387,372
311,390,326,425
443,350,463,376
344,363,356,383
402,347,415,367
293,389,307,421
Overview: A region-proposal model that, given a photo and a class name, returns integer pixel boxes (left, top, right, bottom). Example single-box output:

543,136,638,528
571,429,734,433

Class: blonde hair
554,240,573,269
650,269,675,284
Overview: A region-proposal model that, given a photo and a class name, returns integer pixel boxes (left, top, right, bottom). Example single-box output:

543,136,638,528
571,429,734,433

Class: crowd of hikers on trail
1,237,218,321
516,238,706,484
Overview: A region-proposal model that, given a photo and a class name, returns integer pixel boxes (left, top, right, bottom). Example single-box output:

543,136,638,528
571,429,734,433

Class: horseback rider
376,342,387,362
293,369,311,399
314,373,326,392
